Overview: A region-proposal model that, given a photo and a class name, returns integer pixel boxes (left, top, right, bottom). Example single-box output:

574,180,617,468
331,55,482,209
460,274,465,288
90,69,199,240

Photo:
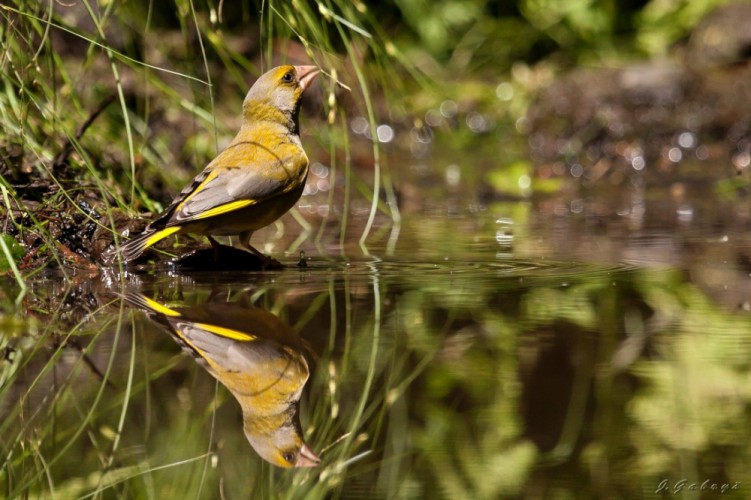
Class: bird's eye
283,452,295,464
282,71,294,83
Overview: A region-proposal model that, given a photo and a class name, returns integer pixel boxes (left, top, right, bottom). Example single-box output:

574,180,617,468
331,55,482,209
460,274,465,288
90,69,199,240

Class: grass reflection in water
1,257,751,498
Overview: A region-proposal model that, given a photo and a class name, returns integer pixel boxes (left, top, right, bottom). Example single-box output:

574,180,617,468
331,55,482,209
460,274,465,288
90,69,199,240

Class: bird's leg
238,231,262,256
239,230,267,259
207,235,221,261
239,231,281,269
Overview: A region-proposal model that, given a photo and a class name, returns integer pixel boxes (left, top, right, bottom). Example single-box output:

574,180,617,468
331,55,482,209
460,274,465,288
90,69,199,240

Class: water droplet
667,147,682,162
496,82,514,101
570,198,584,213
350,116,369,135
311,162,329,177
440,100,457,118
678,131,696,148
495,229,513,247
631,156,646,171
676,204,693,223
411,125,433,144
376,124,394,143
515,117,530,134
425,109,442,127
732,152,750,170
466,112,488,133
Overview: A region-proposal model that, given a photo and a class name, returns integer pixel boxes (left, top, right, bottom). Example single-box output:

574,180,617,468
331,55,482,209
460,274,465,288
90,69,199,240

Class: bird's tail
123,291,181,317
112,226,181,264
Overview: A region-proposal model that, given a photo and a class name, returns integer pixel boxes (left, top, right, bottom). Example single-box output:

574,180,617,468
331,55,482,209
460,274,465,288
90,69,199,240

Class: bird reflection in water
124,292,320,468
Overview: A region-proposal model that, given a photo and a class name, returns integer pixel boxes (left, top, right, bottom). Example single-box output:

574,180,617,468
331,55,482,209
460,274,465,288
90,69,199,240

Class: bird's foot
243,243,284,270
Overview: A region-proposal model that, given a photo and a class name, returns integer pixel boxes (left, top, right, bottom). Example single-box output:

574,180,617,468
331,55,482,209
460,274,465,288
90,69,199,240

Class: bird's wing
171,320,306,384
125,293,302,376
172,166,285,224
148,168,216,229
150,140,305,228
149,163,285,228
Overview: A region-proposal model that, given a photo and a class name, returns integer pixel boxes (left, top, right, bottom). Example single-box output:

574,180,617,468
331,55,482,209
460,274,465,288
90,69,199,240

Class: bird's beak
295,443,321,468
295,65,320,92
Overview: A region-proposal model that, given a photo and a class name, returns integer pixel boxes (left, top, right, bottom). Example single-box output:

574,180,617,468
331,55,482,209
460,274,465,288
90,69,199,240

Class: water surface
3,205,751,498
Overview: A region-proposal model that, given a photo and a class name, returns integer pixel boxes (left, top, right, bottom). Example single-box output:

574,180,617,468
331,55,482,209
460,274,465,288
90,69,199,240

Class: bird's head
242,65,319,131
244,410,320,468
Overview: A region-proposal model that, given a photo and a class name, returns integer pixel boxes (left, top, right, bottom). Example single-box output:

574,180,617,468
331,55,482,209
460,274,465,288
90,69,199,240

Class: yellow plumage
115,65,319,265
124,292,320,468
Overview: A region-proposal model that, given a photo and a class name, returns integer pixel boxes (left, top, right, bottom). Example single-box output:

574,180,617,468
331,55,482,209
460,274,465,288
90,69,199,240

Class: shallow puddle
2,209,751,498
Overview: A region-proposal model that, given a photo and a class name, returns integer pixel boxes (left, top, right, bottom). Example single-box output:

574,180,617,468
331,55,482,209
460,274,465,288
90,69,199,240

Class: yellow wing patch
194,322,257,341
175,169,220,212
193,199,256,219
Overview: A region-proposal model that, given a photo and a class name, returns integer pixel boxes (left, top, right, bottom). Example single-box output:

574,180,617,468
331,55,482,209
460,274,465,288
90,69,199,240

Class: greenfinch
115,65,319,265
124,291,320,468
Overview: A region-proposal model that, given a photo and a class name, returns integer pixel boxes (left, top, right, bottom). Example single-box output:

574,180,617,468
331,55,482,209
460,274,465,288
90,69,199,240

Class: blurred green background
3,1,751,499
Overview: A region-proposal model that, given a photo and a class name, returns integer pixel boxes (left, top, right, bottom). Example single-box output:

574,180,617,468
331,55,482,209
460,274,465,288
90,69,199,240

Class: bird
114,65,320,266
123,291,320,468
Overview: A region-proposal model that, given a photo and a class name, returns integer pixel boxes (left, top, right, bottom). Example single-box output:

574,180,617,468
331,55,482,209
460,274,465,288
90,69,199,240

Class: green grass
0,0,415,276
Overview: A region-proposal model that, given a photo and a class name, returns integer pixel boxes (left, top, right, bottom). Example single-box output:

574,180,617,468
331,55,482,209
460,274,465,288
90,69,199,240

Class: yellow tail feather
119,226,181,263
